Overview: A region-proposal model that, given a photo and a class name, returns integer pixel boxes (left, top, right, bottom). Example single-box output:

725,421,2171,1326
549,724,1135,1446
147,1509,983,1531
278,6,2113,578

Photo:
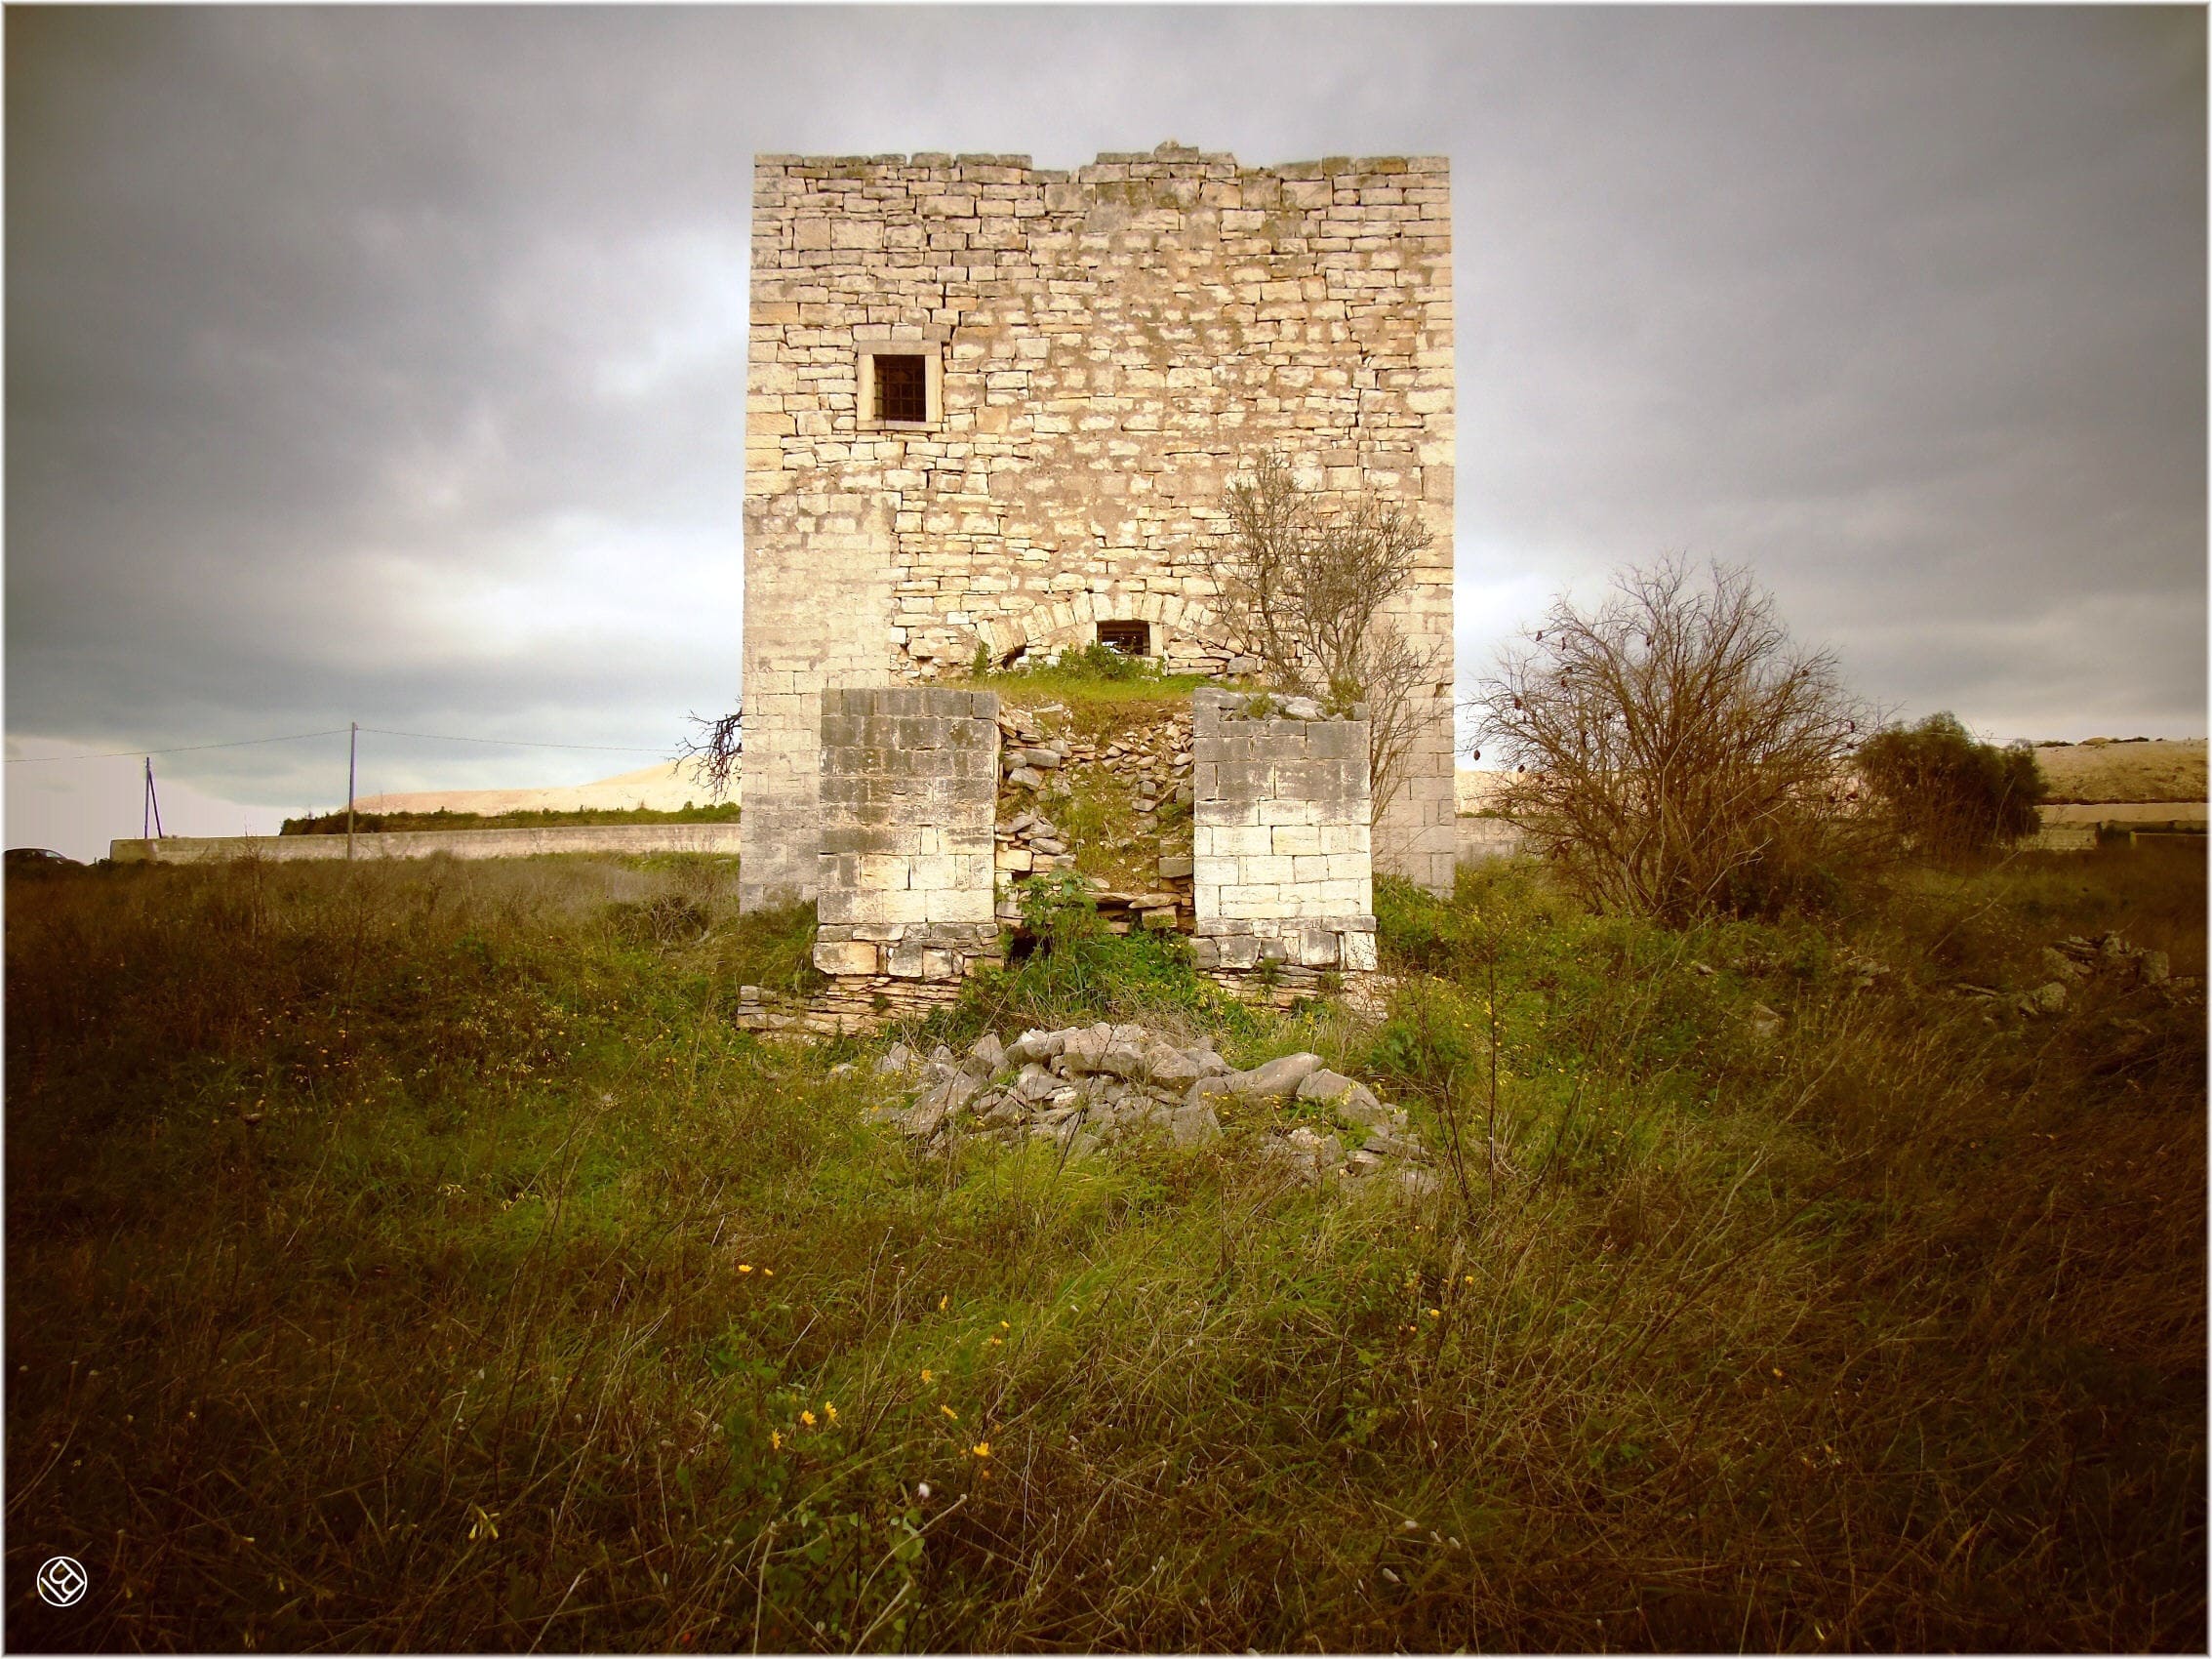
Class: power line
6,728,351,764
358,727,671,755
9,724,677,765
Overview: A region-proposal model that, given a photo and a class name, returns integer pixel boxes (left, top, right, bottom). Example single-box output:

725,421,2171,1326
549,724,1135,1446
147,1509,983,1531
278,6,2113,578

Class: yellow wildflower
800,1409,816,1428
824,1402,839,1424
771,1429,783,1450
972,1441,990,1459
1428,1308,1442,1320
921,1368,935,1385
941,1404,959,1421
939,1295,948,1312
739,1264,752,1274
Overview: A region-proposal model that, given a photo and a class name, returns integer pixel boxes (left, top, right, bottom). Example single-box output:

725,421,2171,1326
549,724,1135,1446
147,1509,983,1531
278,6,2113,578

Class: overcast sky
7,5,2204,858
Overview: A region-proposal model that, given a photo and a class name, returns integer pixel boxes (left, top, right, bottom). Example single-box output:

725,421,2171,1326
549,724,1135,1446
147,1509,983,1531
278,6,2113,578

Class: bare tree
1217,452,1452,828
675,706,742,802
1468,558,1875,923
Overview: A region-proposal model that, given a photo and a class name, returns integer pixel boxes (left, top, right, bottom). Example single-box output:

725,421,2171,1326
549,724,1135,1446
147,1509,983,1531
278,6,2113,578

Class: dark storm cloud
7,7,2204,856
1443,10,2204,739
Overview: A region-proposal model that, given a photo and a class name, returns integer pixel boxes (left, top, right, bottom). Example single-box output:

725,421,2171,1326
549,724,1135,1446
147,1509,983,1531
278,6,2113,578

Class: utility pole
346,722,358,861
143,757,166,841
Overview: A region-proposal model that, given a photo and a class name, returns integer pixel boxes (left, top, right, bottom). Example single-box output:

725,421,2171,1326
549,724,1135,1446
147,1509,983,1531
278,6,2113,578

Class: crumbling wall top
752,141,1449,182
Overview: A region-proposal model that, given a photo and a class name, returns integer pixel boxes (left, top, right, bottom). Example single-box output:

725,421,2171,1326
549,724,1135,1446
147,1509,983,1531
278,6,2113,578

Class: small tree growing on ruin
1469,558,1875,923
1216,452,1451,830
676,706,743,802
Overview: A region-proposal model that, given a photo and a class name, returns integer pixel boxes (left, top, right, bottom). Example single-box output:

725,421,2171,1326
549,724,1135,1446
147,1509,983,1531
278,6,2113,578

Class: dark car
5,847,81,872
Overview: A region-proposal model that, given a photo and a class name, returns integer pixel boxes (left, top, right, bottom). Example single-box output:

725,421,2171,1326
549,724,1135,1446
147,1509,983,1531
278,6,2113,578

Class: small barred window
874,354,927,423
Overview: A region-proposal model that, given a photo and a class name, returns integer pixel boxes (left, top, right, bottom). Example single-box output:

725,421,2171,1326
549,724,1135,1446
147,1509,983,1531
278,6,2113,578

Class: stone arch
979,586,1231,671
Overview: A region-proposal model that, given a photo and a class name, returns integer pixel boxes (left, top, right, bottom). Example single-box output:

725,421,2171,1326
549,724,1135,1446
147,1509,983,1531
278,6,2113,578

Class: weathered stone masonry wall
742,142,1457,909
810,687,1002,982
1190,689,1379,974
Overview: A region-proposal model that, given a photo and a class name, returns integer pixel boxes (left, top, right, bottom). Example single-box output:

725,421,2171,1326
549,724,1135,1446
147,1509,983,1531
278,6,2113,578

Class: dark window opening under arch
1097,620,1151,657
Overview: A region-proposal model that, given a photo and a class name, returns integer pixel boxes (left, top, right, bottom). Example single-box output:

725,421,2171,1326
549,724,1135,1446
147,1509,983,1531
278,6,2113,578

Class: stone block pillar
1189,688,1380,975
811,686,1002,981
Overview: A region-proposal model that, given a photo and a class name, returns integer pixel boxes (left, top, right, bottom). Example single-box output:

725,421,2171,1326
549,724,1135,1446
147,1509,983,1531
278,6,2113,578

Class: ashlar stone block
1190,688,1380,979
814,939,880,976
814,686,1000,981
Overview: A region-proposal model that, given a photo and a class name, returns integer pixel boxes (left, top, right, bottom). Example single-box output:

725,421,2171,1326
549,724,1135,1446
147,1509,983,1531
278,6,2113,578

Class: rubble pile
1955,929,2195,1020
2042,930,2174,988
995,708,1075,796
864,1024,1439,1193
1097,710,1198,831
995,807,1077,877
987,867,1194,936
1227,692,1335,722
994,703,1198,931
995,706,1195,820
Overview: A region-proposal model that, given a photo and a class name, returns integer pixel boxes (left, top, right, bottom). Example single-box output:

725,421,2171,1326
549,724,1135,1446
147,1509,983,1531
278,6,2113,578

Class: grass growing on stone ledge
958,645,1208,740
1049,764,1160,894
6,845,2203,1650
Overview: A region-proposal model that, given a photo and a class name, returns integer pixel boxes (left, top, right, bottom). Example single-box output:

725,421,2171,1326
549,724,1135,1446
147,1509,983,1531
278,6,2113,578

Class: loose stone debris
1953,929,2194,1021
1833,950,1890,991
863,1023,1439,1194
993,704,1197,932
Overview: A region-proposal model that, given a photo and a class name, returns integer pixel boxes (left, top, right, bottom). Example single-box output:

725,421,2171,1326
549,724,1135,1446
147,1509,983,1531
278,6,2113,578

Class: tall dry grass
5,843,2202,1650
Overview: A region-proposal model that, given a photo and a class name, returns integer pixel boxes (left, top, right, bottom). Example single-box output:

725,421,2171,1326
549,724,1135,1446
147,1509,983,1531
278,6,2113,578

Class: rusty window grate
875,354,927,423
1097,620,1150,657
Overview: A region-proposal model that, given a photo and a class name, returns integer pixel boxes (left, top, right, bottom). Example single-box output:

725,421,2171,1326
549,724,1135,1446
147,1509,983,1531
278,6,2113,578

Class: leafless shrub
1355,621,1454,836
1468,557,1878,922
1217,452,1451,827
676,706,742,803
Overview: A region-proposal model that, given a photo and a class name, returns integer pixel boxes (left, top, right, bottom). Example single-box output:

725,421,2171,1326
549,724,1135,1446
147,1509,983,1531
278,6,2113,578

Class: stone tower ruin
742,141,1456,910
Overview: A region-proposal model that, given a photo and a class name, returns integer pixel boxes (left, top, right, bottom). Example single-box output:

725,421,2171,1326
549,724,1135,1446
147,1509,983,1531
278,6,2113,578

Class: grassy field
6,843,2203,1651
2032,739,2207,806
281,803,743,836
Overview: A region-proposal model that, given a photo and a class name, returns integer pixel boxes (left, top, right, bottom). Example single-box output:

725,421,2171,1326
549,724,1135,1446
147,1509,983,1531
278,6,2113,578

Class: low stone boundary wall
735,978,964,1036
109,824,744,864
2027,821,2101,853
1456,815,1528,865
2029,803,2204,852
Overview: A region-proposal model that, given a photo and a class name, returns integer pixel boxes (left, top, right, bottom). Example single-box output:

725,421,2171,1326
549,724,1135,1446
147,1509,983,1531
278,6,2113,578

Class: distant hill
354,759,735,817
1455,770,1513,816
2031,739,2205,804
